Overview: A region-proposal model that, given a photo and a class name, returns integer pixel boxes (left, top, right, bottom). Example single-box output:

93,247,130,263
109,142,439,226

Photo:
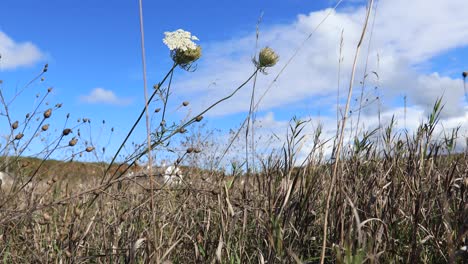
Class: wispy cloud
0,31,44,70
79,88,133,106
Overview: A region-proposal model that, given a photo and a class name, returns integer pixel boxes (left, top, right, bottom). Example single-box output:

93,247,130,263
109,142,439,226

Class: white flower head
163,29,199,51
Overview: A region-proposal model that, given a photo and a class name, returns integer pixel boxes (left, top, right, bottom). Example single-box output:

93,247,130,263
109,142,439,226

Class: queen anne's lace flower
163,29,199,51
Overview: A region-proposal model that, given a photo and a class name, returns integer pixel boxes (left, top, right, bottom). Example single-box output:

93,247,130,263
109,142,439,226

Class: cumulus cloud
79,88,132,106
172,0,467,121
0,31,44,70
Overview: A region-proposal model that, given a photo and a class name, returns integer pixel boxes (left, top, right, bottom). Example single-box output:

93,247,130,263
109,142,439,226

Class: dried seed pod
195,115,204,122
47,87,52,93
257,47,279,68
62,128,72,136
11,121,19,130
179,127,187,133
44,108,52,119
69,138,78,146
85,146,94,152
41,124,49,131
55,103,62,108
182,101,189,106
186,147,195,154
25,113,30,119
155,108,161,113
14,133,24,140
463,71,468,78
43,64,48,73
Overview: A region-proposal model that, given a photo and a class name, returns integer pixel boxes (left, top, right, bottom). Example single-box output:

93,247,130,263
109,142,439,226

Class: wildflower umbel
163,29,199,51
163,29,202,67
254,47,279,72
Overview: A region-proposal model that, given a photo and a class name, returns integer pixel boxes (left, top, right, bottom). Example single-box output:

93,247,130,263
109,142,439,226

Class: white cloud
171,0,467,122
0,31,44,70
79,88,132,106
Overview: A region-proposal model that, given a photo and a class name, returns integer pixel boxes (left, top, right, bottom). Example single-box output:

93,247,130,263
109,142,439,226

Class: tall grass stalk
320,0,374,263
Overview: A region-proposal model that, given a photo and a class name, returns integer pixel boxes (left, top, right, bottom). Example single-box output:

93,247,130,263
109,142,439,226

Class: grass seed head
14,133,24,140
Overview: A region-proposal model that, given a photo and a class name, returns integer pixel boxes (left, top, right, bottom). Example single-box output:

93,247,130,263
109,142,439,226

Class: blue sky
1,0,467,164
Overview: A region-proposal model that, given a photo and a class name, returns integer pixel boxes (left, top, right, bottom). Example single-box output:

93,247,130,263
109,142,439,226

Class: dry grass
0,111,466,263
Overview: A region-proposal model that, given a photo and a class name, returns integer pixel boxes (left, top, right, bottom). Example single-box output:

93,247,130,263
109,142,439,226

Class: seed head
172,46,202,66
15,133,24,140
48,87,53,93
85,146,94,152
11,121,19,130
44,108,52,119
186,147,195,154
62,128,72,136
195,115,204,122
42,124,49,131
182,101,189,106
43,64,48,73
155,108,161,113
69,138,78,146
256,47,279,69
179,127,187,133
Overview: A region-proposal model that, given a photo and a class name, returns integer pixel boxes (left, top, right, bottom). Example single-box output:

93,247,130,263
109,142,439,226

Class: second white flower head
163,29,199,51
